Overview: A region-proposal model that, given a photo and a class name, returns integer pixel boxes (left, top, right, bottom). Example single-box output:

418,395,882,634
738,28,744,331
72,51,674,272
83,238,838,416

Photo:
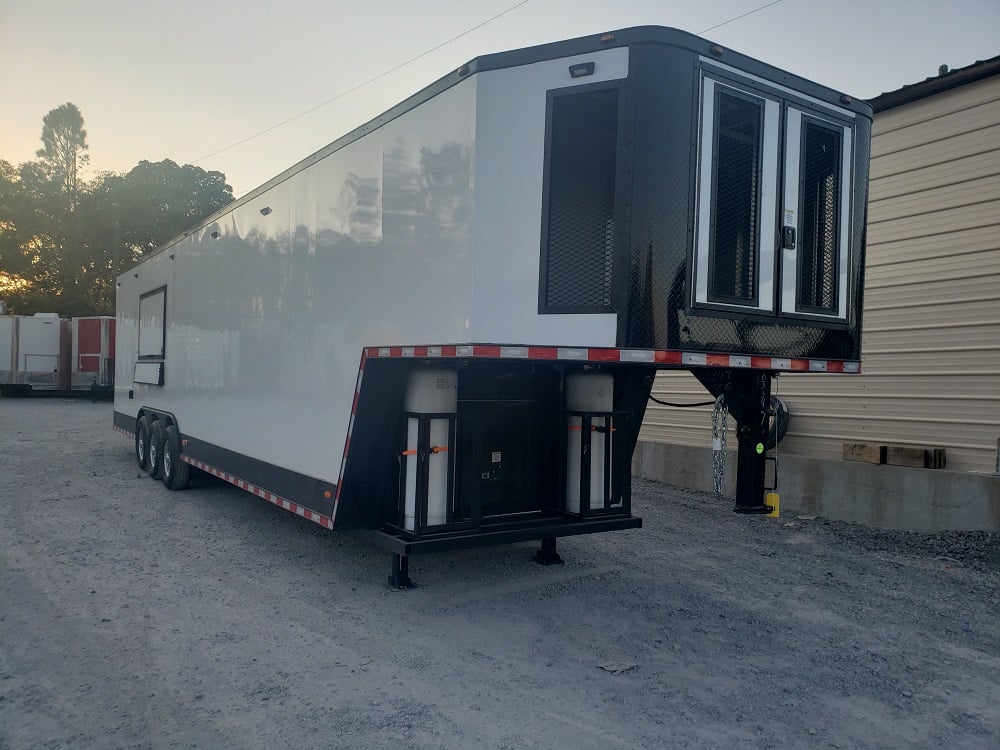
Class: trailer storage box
114,26,872,585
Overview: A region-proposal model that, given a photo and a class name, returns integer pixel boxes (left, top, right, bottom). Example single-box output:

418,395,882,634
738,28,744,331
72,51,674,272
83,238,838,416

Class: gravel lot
1,398,998,749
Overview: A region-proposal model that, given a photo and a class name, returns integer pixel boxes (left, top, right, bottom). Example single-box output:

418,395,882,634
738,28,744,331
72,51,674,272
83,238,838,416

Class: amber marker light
323,490,332,499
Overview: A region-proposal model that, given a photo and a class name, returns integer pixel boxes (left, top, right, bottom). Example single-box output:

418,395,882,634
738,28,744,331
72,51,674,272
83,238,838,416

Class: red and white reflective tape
180,456,335,530
113,425,134,438
366,344,860,373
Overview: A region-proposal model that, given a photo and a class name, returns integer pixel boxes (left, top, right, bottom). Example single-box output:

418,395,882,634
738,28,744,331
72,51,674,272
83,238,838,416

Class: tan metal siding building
641,60,1000,475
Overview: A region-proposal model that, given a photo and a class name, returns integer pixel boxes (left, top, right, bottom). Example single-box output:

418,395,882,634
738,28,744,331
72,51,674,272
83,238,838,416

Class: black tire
765,396,789,451
147,419,164,480
134,414,150,471
161,425,191,491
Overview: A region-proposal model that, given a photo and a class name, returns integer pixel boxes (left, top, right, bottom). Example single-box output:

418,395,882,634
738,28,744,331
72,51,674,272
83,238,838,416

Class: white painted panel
133,362,162,385
0,317,14,377
18,317,61,368
470,47,627,345
116,77,478,485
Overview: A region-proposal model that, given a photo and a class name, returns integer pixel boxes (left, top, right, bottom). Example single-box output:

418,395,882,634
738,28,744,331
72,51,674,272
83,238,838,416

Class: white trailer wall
18,315,63,388
118,47,639,484
0,317,15,383
117,78,478,482
470,47,627,345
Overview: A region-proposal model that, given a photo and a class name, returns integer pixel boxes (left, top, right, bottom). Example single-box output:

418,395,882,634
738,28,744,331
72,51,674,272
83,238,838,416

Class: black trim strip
113,411,136,434
182,436,337,518
364,515,642,556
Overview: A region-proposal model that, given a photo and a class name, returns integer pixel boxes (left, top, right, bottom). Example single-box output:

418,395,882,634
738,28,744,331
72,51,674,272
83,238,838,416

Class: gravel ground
1,398,998,750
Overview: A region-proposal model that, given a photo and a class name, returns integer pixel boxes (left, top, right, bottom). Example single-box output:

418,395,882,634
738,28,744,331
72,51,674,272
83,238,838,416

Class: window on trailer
708,89,763,306
138,288,166,359
796,119,842,315
135,287,166,386
540,84,620,313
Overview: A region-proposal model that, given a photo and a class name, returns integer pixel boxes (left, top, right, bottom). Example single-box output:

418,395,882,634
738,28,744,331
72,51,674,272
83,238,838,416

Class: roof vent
938,64,949,76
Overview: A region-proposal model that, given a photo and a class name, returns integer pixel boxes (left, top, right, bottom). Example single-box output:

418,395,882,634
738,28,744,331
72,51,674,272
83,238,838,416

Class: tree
0,105,234,315
112,160,233,258
35,102,89,211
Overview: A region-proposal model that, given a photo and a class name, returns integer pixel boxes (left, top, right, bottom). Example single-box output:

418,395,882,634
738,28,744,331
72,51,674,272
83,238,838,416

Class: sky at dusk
1,0,997,199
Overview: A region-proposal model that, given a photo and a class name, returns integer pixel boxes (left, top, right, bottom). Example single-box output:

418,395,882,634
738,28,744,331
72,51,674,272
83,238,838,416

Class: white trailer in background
70,316,116,394
114,27,872,586
0,316,14,391
0,313,69,395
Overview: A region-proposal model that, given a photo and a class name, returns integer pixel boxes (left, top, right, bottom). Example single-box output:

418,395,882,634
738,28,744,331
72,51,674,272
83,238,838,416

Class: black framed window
138,286,166,360
540,85,619,313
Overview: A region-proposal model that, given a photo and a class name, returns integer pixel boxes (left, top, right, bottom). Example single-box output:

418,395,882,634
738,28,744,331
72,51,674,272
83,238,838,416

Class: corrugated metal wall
641,75,1000,474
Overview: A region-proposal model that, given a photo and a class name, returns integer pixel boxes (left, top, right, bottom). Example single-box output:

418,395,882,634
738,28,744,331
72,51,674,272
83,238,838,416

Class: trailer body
0,313,69,394
114,27,872,582
70,316,116,393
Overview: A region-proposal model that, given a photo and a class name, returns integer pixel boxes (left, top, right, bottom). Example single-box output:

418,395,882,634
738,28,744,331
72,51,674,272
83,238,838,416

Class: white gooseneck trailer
114,27,872,586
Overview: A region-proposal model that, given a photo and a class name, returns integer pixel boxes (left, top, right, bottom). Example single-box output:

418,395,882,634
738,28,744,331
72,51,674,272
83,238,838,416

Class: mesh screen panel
798,122,841,313
543,88,618,310
709,92,762,305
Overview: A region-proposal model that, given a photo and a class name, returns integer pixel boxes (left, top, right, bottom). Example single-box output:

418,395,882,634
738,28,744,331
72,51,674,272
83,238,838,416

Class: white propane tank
565,371,614,513
403,369,457,530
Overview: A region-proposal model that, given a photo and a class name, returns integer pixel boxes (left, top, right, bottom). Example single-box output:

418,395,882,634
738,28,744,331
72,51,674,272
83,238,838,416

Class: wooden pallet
842,443,946,469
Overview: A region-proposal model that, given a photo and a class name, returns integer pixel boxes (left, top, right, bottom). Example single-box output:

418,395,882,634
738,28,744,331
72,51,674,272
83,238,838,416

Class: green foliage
35,102,89,210
0,105,234,316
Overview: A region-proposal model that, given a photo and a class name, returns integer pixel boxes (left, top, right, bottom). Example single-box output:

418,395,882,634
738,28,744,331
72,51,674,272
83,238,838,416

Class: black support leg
387,553,414,589
732,370,773,515
535,537,564,566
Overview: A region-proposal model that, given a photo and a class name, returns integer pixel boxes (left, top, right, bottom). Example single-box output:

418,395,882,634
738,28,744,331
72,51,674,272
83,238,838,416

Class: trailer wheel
134,416,150,471
161,425,190,491
765,396,789,451
147,419,164,480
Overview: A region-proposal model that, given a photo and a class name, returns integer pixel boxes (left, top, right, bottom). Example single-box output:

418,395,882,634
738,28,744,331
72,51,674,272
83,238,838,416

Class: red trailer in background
70,316,116,395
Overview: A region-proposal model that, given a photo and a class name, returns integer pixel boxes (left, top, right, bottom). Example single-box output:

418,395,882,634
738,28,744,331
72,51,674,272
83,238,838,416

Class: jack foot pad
387,554,415,589
535,538,564,566
733,504,774,515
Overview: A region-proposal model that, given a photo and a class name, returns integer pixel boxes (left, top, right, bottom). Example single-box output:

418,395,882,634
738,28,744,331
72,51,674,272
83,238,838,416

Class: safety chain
711,394,728,499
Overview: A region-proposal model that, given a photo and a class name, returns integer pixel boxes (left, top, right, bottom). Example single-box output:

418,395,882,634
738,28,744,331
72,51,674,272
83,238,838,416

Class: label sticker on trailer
491,451,502,463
